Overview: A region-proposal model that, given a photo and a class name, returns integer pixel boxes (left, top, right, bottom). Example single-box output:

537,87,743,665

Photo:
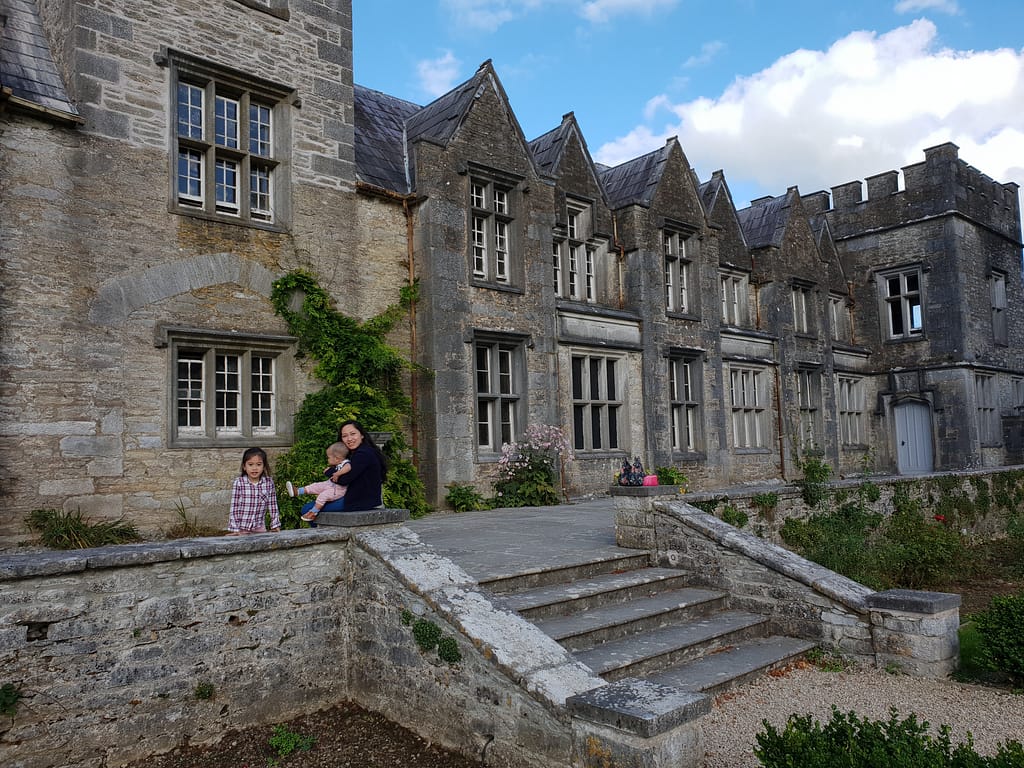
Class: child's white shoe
286,481,296,498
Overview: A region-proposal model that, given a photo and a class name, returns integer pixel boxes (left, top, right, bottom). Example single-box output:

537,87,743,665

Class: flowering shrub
493,425,573,507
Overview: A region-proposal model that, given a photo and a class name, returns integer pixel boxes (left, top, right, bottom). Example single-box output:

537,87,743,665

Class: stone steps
493,558,814,697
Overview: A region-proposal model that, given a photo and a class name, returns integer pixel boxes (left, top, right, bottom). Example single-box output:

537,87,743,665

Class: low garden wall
612,488,961,678
678,465,1024,543
3,524,703,768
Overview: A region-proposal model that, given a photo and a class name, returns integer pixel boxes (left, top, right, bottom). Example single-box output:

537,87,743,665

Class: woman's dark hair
240,447,271,477
337,420,388,482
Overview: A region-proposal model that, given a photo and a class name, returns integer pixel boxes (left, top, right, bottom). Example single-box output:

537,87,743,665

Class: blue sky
353,0,1024,210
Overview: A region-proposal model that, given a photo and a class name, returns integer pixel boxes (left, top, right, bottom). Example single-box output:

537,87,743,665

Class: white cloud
894,0,961,15
595,19,1024,206
417,51,463,98
581,0,678,23
684,40,725,68
440,0,551,32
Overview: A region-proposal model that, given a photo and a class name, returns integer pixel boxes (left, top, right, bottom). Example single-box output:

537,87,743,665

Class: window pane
475,345,490,393
250,166,272,220
498,348,512,394
249,103,272,156
215,354,241,430
573,405,585,450
177,353,204,428
215,95,239,148
178,150,203,203
589,358,601,400
177,84,204,139
608,405,619,448
591,406,603,449
889,300,903,336
571,357,584,400
251,356,274,430
215,159,239,211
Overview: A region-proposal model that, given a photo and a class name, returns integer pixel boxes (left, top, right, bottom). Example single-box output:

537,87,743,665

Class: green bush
437,636,462,664
25,509,141,550
755,706,1024,767
655,466,689,486
268,724,315,758
491,425,571,507
411,619,443,652
721,504,748,529
975,593,1024,685
874,509,964,590
794,455,832,508
781,505,883,588
445,483,489,512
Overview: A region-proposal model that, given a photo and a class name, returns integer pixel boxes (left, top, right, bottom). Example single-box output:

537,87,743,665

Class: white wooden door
895,401,933,475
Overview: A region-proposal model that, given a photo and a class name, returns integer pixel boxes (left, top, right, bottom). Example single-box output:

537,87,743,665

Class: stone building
1,0,1022,540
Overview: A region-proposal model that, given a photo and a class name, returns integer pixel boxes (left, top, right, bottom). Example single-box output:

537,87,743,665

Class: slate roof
737,191,792,250
528,123,563,176
599,143,670,209
405,69,482,148
354,84,420,193
699,172,726,216
0,0,79,120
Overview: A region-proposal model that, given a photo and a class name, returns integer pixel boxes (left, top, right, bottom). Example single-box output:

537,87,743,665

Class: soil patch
131,702,480,768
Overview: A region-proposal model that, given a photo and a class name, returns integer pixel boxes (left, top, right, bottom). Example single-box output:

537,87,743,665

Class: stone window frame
668,351,703,454
469,166,523,290
554,197,600,303
728,364,769,450
232,0,290,20
829,293,850,342
837,374,866,447
791,281,815,336
720,269,750,327
878,265,924,341
1013,377,1024,414
160,327,296,448
663,229,695,316
570,351,623,453
474,333,526,455
975,373,1001,446
161,48,294,231
991,271,1008,346
795,366,822,450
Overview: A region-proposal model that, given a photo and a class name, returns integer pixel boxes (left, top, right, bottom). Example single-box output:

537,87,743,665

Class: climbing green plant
270,271,430,520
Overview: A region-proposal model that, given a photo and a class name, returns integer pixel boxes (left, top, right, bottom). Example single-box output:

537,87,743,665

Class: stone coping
657,500,873,613
609,486,686,497
318,507,409,527
0,528,349,581
566,679,710,738
866,589,961,614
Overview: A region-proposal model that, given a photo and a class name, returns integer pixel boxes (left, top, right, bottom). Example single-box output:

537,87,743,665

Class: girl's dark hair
240,447,271,477
337,420,388,482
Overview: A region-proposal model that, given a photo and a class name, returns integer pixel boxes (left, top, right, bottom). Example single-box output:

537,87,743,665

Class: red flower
934,514,946,523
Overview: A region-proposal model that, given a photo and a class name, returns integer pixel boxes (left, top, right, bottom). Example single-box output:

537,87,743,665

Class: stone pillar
567,679,709,768
866,589,961,678
610,486,684,549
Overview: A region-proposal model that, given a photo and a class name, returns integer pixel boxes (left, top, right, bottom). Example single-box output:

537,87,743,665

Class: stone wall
612,488,960,677
0,526,623,768
0,530,354,767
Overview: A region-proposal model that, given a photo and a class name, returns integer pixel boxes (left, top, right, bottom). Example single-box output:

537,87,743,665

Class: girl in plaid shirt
227,447,282,534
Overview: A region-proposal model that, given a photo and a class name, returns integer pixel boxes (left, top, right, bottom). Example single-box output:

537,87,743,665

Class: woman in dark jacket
301,420,387,519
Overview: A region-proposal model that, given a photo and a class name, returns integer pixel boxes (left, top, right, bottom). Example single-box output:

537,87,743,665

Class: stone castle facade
1,0,1021,542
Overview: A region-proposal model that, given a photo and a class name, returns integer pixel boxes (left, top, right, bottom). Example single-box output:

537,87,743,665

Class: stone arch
88,253,280,325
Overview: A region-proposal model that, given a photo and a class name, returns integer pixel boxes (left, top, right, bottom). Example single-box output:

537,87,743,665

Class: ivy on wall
270,270,430,524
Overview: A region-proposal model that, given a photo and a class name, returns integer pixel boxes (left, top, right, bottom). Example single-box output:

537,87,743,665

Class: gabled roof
0,0,80,122
404,69,482,148
599,142,672,209
699,170,730,217
354,84,420,193
529,112,607,202
737,190,794,250
528,123,563,176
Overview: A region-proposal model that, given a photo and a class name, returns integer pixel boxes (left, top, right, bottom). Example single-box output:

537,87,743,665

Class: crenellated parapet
813,143,1021,242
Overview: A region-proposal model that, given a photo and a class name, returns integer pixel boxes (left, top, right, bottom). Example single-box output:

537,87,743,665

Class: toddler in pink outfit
286,442,351,521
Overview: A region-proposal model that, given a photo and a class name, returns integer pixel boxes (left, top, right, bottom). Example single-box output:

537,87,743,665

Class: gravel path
702,661,1024,767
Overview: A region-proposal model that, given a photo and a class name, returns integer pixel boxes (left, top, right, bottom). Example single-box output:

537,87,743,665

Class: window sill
170,435,293,449
732,447,772,455
172,206,288,234
470,279,523,295
666,311,700,321
883,335,926,345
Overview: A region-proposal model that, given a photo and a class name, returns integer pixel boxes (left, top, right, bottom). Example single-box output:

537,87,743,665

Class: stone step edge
533,587,727,642
566,678,710,739
504,567,691,614
575,610,769,675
